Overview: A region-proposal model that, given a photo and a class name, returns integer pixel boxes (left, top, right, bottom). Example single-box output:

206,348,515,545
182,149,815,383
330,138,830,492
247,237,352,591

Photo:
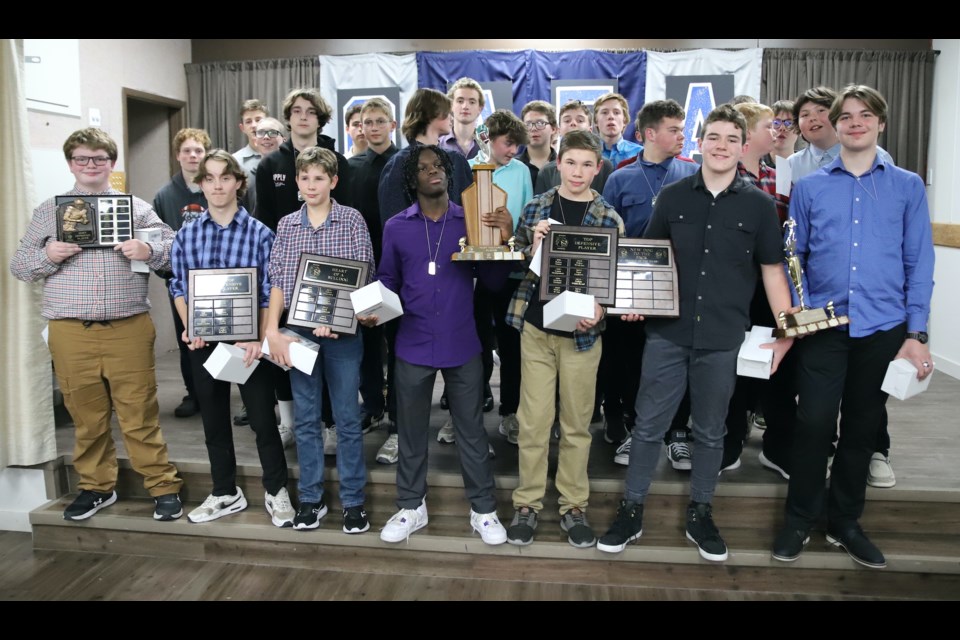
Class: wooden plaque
55,194,134,247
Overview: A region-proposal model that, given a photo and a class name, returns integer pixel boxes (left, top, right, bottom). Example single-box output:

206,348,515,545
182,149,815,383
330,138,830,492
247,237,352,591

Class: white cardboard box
261,328,320,375
203,343,259,384
543,290,595,333
881,358,933,400
132,228,163,273
737,326,776,379
349,281,403,325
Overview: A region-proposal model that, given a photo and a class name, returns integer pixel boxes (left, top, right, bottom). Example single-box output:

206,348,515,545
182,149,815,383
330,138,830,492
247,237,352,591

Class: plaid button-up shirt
506,186,624,351
10,187,174,321
738,161,789,224
269,200,375,310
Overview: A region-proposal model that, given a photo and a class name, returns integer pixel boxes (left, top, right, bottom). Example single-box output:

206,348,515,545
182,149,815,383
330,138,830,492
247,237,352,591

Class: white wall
928,40,960,380
0,468,49,531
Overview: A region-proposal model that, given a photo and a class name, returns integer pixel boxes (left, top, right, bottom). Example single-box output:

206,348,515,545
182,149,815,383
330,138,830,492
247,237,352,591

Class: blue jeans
624,332,738,505
288,329,366,508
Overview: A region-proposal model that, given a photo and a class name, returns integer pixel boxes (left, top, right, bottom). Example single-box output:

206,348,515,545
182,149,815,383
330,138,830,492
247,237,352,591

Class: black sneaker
559,508,596,548
174,395,199,418
506,506,538,546
686,502,728,561
603,417,626,445
233,405,249,426
826,523,886,568
439,394,449,410
597,500,643,553
153,493,183,521
63,489,117,521
342,505,370,534
772,525,810,562
293,499,328,530
361,410,383,435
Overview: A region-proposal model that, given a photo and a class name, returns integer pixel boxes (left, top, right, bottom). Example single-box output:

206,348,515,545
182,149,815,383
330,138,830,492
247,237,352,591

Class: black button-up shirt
644,170,783,351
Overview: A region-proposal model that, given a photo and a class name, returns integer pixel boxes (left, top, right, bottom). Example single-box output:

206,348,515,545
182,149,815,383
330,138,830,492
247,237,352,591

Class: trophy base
451,247,525,262
773,313,850,338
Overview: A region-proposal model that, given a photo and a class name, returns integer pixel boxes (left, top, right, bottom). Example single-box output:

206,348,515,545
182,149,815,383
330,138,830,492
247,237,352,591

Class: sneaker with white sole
666,430,692,470
323,426,338,456
380,501,428,542
63,489,117,521
153,493,183,521
278,424,294,448
498,413,519,445
597,500,643,553
560,508,596,548
759,450,790,480
685,501,728,562
718,457,741,476
376,433,399,464
613,436,631,466
867,453,896,488
265,487,295,528
188,488,248,523
293,499,328,530
343,505,370,534
506,507,538,546
437,418,456,444
470,509,507,545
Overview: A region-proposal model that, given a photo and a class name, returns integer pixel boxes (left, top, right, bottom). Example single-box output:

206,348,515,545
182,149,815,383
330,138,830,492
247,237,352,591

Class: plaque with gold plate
538,225,617,305
287,254,369,335
188,267,259,342
607,238,679,317
55,194,134,247
773,219,849,338
452,124,524,262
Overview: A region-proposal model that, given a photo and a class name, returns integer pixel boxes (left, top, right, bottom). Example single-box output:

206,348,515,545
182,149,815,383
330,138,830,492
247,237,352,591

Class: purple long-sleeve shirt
378,201,510,369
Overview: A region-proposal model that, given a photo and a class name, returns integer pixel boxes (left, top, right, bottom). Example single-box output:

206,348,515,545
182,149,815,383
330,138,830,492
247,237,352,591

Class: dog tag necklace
424,207,449,276
640,164,663,207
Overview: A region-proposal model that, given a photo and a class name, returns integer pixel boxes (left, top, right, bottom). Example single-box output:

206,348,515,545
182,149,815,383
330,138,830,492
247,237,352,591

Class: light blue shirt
789,154,934,337
468,157,533,229
788,142,893,184
601,138,643,168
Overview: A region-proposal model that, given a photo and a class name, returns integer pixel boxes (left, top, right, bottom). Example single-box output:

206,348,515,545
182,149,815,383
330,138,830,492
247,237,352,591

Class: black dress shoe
826,524,886,568
174,395,199,418
772,525,810,562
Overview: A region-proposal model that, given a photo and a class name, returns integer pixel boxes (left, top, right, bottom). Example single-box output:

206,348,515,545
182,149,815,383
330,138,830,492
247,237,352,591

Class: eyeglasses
255,129,282,139
417,161,445,174
772,119,794,129
524,120,550,131
363,118,391,127
71,155,112,166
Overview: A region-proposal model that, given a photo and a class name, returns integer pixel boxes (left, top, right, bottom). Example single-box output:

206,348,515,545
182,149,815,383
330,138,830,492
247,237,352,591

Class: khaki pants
513,324,601,515
48,314,182,497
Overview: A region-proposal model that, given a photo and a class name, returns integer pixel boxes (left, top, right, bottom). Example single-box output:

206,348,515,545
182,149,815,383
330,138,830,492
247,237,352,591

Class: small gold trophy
451,124,524,262
774,219,850,338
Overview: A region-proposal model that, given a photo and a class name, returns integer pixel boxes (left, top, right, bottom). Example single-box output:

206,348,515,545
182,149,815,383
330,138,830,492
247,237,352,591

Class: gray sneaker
560,507,596,548
437,418,456,444
265,487,295,528
506,506,538,546
498,413,519,445
376,433,399,464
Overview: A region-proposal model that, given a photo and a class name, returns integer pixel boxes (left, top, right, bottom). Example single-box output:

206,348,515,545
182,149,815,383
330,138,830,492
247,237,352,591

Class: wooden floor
23,348,960,601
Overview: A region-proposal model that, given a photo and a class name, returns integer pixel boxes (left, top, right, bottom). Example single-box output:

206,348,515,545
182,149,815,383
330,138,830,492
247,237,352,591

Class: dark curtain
761,49,936,177
184,57,321,153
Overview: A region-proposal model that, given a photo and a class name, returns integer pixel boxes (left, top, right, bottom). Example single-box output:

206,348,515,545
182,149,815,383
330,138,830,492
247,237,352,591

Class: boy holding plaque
366,145,512,545
504,130,624,548
265,146,375,534
170,150,295,528
12,127,184,522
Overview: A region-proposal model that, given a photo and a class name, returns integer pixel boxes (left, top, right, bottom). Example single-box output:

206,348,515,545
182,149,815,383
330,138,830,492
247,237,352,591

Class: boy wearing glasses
517,100,558,187
11,127,184,522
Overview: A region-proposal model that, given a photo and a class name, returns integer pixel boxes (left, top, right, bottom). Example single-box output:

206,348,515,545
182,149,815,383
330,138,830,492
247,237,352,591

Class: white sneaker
324,426,338,456
470,509,507,545
498,413,519,445
437,418,456,444
188,488,248,523
867,453,896,488
380,501,428,543
614,436,631,466
278,424,294,448
376,433,399,464
265,487,295,528
718,457,741,476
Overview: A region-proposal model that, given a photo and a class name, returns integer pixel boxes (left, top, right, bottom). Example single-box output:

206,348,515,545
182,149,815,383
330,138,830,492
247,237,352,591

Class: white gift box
881,358,933,400
349,281,403,325
543,290,595,333
203,343,259,384
737,326,777,379
261,328,320,375
132,228,163,273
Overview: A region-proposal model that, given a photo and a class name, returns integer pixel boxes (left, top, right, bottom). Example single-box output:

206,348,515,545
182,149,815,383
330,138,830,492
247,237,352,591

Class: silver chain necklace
423,207,449,276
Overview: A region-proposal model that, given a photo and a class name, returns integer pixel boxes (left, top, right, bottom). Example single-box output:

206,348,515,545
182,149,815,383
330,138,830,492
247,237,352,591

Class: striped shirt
269,200,375,310
10,187,174,321
169,206,274,307
505,187,624,351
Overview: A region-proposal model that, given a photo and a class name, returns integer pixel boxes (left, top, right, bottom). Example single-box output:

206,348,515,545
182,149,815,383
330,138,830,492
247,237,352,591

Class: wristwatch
906,331,929,344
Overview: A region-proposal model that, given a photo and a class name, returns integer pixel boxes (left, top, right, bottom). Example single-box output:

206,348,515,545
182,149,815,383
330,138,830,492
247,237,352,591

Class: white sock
278,400,295,429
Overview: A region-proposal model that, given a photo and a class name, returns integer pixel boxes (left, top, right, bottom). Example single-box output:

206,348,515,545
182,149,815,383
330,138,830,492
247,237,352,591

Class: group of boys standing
12,74,934,569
